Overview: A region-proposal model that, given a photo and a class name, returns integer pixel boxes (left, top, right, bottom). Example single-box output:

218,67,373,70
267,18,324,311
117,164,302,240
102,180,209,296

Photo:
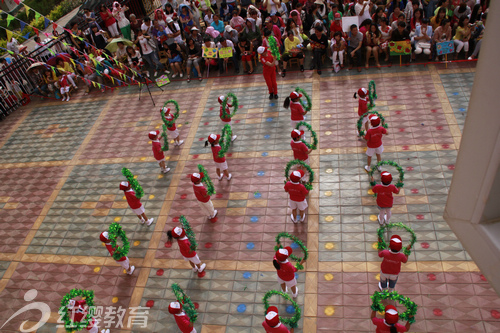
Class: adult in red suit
257,46,278,100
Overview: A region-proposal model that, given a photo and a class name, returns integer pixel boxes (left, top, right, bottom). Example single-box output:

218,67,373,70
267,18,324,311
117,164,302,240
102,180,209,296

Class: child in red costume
148,130,171,174
262,306,294,333
100,231,135,275
378,235,410,292
191,172,218,219
167,226,206,273
217,96,237,141
371,304,412,333
284,170,309,223
205,133,232,181
168,301,197,333
284,91,308,137
258,46,278,100
371,171,400,225
162,107,184,147
273,246,305,298
120,181,154,226
59,74,71,102
290,129,311,165
66,299,110,333
354,87,369,133
364,114,388,172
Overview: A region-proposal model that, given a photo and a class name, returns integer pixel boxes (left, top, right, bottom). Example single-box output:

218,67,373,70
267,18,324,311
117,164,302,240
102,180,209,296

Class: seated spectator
238,37,255,74
388,6,402,24
230,9,246,33
372,7,386,25
282,30,305,76
410,8,424,32
391,14,406,31
114,42,128,65
331,31,346,70
186,37,203,82
468,13,486,60
224,26,239,45
242,18,262,49
309,25,328,75
41,69,59,94
430,7,447,30
55,58,78,90
211,14,225,34
347,24,364,72
89,24,108,50
264,18,282,47
33,69,49,97
191,27,203,45
166,18,184,45
454,2,471,22
220,2,234,22
379,18,392,62
391,21,411,65
453,16,471,59
69,21,88,53
203,36,218,69
330,13,344,38
365,23,381,69
204,9,215,26
434,0,453,18
80,57,100,95
413,18,433,60
217,37,239,74
155,8,168,27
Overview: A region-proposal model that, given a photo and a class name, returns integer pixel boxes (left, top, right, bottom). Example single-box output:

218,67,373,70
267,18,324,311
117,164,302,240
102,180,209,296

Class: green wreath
368,80,377,110
371,290,417,324
377,222,416,256
122,168,144,199
274,232,308,270
263,290,301,328
180,215,197,252
357,110,388,137
221,92,239,118
108,222,130,261
295,87,312,112
172,283,198,323
295,121,318,150
161,124,169,152
161,99,180,127
368,160,405,189
197,164,216,195
218,124,232,158
268,36,281,60
284,159,314,191
59,289,95,332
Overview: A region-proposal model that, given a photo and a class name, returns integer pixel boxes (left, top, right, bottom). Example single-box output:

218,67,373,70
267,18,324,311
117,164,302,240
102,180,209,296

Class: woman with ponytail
371,305,412,333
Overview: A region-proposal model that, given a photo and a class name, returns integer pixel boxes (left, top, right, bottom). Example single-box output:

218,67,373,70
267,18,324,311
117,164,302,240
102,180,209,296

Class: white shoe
377,216,383,225
377,166,382,172
364,165,370,172
192,267,198,272
226,173,232,181
66,96,70,102
198,263,206,272
73,85,78,90
140,218,145,224
162,167,171,174
291,214,297,223
172,73,178,78
146,218,154,226
100,329,110,333
299,215,305,222
211,210,218,219
177,140,184,146
61,96,67,102
218,174,223,181
231,135,237,141
180,73,184,78
127,266,135,275
165,70,171,74
154,71,158,77
146,72,150,77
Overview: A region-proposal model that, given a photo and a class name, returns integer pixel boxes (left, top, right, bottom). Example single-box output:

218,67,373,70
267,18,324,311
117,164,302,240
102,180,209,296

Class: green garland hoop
295,121,317,150
357,110,389,137
377,222,416,256
161,99,180,127
218,124,232,158
284,159,314,191
274,232,308,270
59,289,95,332
180,215,197,252
295,87,312,112
221,92,239,118
172,283,198,323
371,290,417,324
161,124,169,152
122,167,144,199
263,290,301,328
108,222,130,261
268,36,281,60
197,164,216,195
368,80,377,110
368,160,405,189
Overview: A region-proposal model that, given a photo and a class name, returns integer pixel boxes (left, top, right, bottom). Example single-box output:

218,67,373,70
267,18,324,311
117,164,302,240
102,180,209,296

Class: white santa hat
257,46,266,54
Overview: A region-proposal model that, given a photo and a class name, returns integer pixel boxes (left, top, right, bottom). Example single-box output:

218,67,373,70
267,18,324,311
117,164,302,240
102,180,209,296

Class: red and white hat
290,170,304,182
162,107,171,115
148,130,160,140
385,305,399,324
171,226,186,239
165,113,174,121
357,87,368,98
289,91,302,99
168,301,182,314
218,95,232,106
265,306,280,327
291,129,304,139
389,235,403,252
191,172,204,183
275,246,293,262
119,181,130,191
208,133,220,144
381,171,392,184
100,231,110,243
369,114,381,127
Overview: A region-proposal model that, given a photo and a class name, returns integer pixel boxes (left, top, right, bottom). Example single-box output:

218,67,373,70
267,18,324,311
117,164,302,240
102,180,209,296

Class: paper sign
202,47,218,58
436,41,455,55
156,75,170,87
342,16,359,33
218,47,233,59
389,41,411,56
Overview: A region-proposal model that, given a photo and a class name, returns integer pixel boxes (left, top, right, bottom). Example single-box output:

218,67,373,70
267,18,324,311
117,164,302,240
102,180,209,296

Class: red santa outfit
191,173,217,219
170,226,206,272
273,247,299,297
168,302,197,333
290,129,309,164
379,235,408,291
373,172,400,224
372,305,408,333
284,170,309,222
100,231,135,275
289,91,307,131
355,87,369,127
258,47,278,97
66,299,108,333
162,107,184,146
262,306,291,333
365,115,387,157
120,181,153,225
149,130,170,174
217,96,237,141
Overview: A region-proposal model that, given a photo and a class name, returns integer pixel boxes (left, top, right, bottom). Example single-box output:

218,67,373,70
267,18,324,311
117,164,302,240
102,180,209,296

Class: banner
202,47,217,58
156,75,170,87
218,47,233,59
436,41,454,56
389,41,411,56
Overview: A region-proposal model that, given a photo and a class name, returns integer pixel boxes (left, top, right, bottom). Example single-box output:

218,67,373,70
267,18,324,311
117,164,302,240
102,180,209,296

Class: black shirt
310,33,328,50
391,28,410,42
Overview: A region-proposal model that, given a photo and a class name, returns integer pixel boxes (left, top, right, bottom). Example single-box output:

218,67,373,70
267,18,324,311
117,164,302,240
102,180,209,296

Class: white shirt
217,40,235,52
165,23,183,43
355,2,371,25
138,36,154,55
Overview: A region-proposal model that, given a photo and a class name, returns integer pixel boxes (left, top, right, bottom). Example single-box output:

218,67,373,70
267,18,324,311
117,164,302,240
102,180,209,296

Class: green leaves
161,99,180,127
274,232,308,270
197,164,215,195
59,289,95,331
357,110,388,137
376,222,417,256
295,121,318,150
161,124,169,152
268,36,280,60
368,80,377,110
284,159,314,191
218,124,232,158
295,87,312,112
122,168,144,199
221,92,239,118
108,222,130,261
180,215,197,252
263,290,301,328
371,291,417,324
172,283,198,323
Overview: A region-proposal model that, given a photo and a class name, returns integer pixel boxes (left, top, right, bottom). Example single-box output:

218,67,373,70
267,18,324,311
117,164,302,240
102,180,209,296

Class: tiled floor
0,61,499,333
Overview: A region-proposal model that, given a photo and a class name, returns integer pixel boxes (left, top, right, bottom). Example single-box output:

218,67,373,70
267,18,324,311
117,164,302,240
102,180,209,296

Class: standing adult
99,4,119,38
258,46,278,100
112,2,131,40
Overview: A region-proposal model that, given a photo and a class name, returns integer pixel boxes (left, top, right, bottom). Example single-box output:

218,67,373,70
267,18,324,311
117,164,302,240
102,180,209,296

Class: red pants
263,67,277,95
